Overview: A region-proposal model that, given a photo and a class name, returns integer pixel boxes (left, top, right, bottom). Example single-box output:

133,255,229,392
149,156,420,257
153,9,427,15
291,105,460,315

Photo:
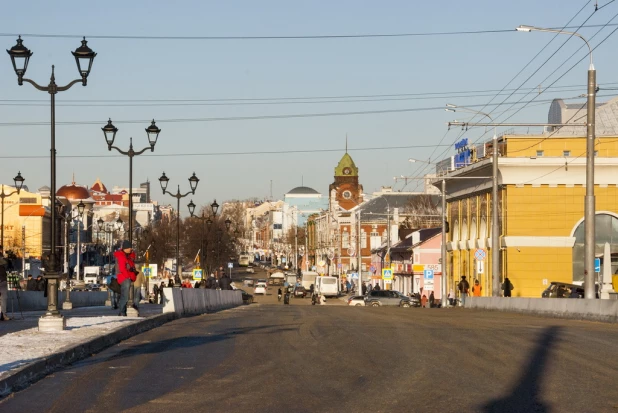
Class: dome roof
287,186,319,195
57,183,90,200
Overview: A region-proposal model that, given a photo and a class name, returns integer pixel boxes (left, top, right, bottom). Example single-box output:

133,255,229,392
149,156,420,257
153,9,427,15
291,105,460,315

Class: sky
1,0,617,215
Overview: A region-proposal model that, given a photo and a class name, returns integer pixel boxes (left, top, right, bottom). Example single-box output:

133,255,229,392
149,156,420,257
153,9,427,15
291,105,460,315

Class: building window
342,231,349,248
563,150,571,157
361,231,367,249
536,150,544,157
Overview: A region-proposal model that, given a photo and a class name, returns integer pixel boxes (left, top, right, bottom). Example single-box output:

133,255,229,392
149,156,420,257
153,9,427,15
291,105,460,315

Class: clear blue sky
1,0,617,214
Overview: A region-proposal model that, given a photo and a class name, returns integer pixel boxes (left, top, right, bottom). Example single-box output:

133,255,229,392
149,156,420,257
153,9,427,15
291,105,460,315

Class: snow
0,316,141,379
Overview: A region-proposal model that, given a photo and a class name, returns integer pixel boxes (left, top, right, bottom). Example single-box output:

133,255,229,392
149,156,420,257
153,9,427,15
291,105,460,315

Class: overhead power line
0,143,452,159
1,24,617,41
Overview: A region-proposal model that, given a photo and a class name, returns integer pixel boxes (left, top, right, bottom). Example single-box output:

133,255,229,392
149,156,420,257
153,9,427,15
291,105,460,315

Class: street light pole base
62,301,73,310
39,314,66,332
126,307,139,317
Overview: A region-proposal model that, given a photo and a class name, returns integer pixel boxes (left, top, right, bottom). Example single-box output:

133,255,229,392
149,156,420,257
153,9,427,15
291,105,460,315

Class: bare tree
401,195,442,230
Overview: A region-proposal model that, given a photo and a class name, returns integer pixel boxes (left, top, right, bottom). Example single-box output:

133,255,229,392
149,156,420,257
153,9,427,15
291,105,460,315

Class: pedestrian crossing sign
193,269,203,280
143,266,152,277
382,268,393,280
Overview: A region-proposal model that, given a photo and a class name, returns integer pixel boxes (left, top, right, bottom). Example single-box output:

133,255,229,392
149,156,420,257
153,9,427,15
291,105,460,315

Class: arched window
453,220,460,242
572,213,618,282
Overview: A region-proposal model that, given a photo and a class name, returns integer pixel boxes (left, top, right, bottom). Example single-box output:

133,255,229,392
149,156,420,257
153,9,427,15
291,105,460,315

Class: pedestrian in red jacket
114,240,137,316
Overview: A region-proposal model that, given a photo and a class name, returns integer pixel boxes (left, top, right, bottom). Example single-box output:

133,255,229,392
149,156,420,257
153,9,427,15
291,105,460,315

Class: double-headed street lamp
102,119,159,315
187,200,219,273
0,172,25,250
516,25,596,299
159,172,199,284
7,36,96,330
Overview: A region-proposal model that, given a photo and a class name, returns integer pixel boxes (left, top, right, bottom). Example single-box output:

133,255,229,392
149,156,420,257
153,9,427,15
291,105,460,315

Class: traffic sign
370,265,376,273
143,266,152,277
382,268,393,280
228,262,233,269
595,258,601,273
476,260,484,274
423,269,434,291
338,263,343,269
192,269,203,279
350,272,359,279
474,249,486,261
423,269,434,279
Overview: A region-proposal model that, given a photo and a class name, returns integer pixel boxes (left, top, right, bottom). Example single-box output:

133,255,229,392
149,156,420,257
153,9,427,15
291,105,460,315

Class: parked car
246,268,255,273
84,283,101,291
254,283,267,295
542,282,585,298
347,295,366,306
237,289,254,304
293,286,307,298
365,290,420,307
243,278,255,287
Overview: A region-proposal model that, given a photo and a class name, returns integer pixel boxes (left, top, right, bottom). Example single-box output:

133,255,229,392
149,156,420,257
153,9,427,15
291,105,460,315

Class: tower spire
345,134,348,153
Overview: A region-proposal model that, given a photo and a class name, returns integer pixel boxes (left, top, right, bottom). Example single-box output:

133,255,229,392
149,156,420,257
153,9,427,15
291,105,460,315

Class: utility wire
0,24,617,41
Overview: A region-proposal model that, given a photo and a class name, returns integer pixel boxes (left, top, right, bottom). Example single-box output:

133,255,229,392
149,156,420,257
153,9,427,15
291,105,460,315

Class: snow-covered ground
0,316,141,379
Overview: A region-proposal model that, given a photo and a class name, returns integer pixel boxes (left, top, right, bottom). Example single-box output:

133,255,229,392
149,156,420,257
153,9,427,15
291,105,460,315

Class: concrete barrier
465,297,618,323
4,291,108,311
161,288,242,316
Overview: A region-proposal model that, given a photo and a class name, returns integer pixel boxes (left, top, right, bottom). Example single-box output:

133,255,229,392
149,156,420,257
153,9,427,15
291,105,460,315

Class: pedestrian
194,281,200,288
167,278,174,288
106,273,120,309
345,280,351,293
502,277,514,297
114,240,137,317
429,291,435,307
458,275,470,306
181,279,193,288
367,283,373,293
0,246,9,321
278,287,282,302
153,283,159,305
36,275,45,291
219,274,232,290
206,274,217,289
309,284,314,296
448,289,456,306
159,281,166,304
374,283,381,291
421,294,428,308
472,279,482,297
362,282,367,296
26,274,37,291
134,269,145,309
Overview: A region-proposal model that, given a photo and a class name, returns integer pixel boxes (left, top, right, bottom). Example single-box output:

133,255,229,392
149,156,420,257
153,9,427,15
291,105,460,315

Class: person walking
206,274,217,290
421,294,428,308
472,279,482,297
429,291,435,308
448,289,456,306
153,283,159,305
114,240,137,317
159,281,166,304
0,246,9,321
219,274,232,290
362,282,367,296
502,277,514,297
458,275,470,306
35,275,45,291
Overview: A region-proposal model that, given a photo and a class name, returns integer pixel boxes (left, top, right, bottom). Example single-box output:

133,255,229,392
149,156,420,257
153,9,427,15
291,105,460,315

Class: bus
239,254,251,267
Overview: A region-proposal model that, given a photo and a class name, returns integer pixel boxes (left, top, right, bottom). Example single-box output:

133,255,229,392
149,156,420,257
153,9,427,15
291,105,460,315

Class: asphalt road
2,270,618,412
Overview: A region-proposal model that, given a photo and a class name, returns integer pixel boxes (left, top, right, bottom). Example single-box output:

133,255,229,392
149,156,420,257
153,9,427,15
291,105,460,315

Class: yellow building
0,186,48,258
441,134,618,298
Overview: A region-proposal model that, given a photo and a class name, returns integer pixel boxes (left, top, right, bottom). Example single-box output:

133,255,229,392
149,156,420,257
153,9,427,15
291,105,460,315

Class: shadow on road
482,325,561,413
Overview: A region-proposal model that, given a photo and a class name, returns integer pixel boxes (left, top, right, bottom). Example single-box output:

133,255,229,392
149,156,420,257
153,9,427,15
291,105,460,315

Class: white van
315,276,340,297
300,271,318,291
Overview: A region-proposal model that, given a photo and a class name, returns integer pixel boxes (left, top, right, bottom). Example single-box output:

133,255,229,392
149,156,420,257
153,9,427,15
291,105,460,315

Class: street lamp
516,25,596,298
7,36,96,331
159,172,199,284
0,171,25,249
188,199,215,274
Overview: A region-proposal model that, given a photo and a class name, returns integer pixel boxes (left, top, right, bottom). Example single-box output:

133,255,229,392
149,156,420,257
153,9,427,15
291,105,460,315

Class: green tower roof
334,152,358,177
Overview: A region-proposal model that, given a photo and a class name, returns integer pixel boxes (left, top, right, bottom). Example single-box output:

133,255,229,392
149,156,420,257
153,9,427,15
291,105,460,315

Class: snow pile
0,316,141,379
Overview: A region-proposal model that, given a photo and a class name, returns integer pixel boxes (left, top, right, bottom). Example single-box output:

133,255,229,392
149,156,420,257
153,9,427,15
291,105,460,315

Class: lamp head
187,199,196,217
102,118,118,148
71,37,96,85
516,25,533,32
7,36,32,84
188,172,199,193
13,171,24,192
145,119,161,150
158,172,169,193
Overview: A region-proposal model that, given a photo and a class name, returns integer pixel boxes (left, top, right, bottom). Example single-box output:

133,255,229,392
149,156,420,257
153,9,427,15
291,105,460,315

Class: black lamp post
0,171,25,250
159,172,199,284
7,36,96,329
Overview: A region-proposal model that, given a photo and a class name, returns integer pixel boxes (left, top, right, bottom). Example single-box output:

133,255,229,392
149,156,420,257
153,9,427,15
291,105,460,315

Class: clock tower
329,151,363,211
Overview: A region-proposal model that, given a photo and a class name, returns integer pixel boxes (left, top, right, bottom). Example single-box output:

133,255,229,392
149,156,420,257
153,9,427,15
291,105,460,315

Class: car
257,279,268,286
541,282,585,298
347,295,365,306
84,283,101,291
293,286,307,298
246,268,255,273
254,283,267,295
364,290,420,307
243,278,255,287
237,289,254,304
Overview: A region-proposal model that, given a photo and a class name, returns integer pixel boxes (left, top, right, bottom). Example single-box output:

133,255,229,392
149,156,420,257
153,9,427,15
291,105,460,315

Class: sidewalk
0,303,172,397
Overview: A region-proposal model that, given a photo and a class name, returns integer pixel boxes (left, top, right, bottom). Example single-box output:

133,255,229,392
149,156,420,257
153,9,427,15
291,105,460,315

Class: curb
0,312,177,398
